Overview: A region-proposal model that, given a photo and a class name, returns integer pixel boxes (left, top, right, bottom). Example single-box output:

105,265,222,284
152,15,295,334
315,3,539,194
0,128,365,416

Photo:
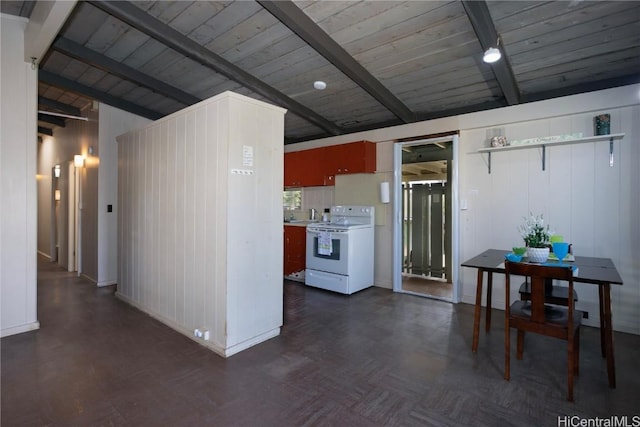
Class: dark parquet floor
2,256,639,426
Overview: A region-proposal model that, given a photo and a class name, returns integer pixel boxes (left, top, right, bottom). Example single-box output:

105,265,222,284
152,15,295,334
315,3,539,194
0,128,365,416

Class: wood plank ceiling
3,0,639,144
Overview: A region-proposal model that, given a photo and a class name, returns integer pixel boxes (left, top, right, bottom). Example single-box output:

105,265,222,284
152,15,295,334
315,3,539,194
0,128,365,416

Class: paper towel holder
380,181,390,204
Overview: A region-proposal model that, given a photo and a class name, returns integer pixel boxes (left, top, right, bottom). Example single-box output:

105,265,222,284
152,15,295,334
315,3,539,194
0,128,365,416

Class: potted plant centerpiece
518,213,551,263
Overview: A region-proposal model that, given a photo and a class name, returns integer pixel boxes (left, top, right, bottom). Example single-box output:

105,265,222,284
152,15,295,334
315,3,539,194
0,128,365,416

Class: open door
393,135,459,302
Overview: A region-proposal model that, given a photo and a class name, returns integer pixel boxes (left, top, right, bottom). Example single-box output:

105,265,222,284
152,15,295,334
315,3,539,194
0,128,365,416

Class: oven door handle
307,228,348,234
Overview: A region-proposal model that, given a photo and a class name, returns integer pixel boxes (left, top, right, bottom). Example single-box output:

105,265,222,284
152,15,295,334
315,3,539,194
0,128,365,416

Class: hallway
2,256,639,426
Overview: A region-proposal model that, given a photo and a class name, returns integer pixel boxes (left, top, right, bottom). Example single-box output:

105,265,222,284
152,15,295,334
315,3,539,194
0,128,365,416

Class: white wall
294,85,640,335
117,92,286,356
38,108,99,280
35,104,148,287
1,14,39,337
97,104,150,286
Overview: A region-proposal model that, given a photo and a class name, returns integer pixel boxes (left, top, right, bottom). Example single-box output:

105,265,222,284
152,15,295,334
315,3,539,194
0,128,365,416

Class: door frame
392,135,460,302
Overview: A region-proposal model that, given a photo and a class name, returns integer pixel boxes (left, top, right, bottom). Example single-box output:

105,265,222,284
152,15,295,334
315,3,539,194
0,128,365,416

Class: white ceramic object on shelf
527,247,550,263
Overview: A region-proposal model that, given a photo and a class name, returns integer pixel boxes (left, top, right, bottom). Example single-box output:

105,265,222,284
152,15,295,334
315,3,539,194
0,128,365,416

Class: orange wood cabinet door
284,148,325,187
283,225,307,275
323,141,376,185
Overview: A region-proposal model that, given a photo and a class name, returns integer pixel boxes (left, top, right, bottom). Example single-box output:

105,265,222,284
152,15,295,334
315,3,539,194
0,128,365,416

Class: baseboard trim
1,321,40,338
97,280,117,287
115,292,281,357
115,292,228,357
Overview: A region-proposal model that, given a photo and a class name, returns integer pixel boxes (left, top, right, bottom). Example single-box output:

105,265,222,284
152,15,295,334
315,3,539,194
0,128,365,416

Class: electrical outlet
583,311,589,319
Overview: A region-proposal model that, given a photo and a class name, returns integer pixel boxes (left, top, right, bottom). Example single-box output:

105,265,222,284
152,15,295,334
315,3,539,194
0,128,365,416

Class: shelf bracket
541,145,546,171
609,137,614,167
488,151,491,174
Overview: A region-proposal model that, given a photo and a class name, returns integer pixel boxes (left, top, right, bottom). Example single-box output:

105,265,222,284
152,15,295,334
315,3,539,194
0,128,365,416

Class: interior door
393,135,459,302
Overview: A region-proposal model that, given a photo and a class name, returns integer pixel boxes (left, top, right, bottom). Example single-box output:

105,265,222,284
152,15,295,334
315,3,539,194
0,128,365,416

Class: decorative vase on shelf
527,247,550,263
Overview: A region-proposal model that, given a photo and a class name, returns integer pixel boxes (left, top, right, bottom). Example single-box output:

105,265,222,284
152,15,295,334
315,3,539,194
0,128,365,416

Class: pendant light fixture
483,36,502,64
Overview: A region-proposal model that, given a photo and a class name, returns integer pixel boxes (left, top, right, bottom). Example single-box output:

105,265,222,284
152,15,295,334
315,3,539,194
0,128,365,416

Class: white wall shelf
477,133,625,173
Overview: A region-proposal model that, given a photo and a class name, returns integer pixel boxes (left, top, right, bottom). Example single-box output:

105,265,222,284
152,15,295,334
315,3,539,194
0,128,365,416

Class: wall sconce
379,181,390,204
74,155,85,168
54,190,61,201
54,164,61,178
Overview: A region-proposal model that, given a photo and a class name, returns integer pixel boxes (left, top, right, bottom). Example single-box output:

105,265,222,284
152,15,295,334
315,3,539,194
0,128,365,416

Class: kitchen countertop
283,220,329,227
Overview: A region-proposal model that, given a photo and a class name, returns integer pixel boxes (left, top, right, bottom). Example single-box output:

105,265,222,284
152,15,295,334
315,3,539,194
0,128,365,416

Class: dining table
461,248,623,388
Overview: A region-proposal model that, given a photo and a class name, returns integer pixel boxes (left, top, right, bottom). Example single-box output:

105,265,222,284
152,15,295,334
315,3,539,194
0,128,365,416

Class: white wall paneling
296,85,639,335
1,15,39,337
97,104,150,287
117,91,286,356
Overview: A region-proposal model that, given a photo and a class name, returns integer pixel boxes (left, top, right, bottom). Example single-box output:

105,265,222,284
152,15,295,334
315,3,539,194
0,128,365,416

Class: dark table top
461,249,623,285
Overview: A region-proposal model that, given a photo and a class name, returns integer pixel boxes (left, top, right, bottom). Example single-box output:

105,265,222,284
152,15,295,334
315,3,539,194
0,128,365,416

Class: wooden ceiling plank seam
161,1,228,36
332,6,468,60
53,37,201,106
493,1,633,35
301,0,400,37
499,5,639,49
346,14,474,66
205,9,279,57
368,33,482,78
516,48,640,81
197,2,265,49
518,63,640,94
88,0,342,136
258,0,416,123
144,0,195,22
521,73,640,103
39,70,164,121
38,96,81,116
512,36,640,74
220,20,294,65
462,0,521,105
320,1,450,48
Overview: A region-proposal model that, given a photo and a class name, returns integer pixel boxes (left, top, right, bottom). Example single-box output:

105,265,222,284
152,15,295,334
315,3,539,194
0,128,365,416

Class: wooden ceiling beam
462,1,521,105
52,37,200,107
38,126,53,136
88,0,342,136
259,0,416,124
38,113,66,127
39,70,163,120
38,96,81,116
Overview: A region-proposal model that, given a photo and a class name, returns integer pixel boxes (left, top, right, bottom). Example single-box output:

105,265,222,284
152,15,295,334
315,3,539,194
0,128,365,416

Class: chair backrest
505,261,575,324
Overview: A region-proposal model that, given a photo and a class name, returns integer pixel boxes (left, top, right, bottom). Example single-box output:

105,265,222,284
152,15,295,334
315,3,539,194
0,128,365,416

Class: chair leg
574,329,580,376
568,333,575,402
517,330,524,360
505,318,510,381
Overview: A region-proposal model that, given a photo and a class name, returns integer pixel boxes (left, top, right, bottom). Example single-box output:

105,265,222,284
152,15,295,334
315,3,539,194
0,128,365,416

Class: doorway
392,135,459,302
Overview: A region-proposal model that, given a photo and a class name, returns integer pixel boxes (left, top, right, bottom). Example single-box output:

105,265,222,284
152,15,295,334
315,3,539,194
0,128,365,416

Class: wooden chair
504,261,584,401
518,244,577,307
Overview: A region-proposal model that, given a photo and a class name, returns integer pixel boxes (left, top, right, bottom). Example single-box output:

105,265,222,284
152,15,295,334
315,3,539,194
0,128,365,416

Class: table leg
598,285,606,357
601,283,616,388
486,272,493,333
472,269,484,353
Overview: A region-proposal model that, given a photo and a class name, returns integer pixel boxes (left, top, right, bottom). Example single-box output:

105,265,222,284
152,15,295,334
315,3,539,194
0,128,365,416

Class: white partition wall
117,91,286,357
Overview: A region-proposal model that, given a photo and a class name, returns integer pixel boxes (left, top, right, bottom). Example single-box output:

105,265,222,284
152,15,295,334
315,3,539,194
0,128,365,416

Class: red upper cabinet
284,148,324,187
285,141,376,187
323,141,376,185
